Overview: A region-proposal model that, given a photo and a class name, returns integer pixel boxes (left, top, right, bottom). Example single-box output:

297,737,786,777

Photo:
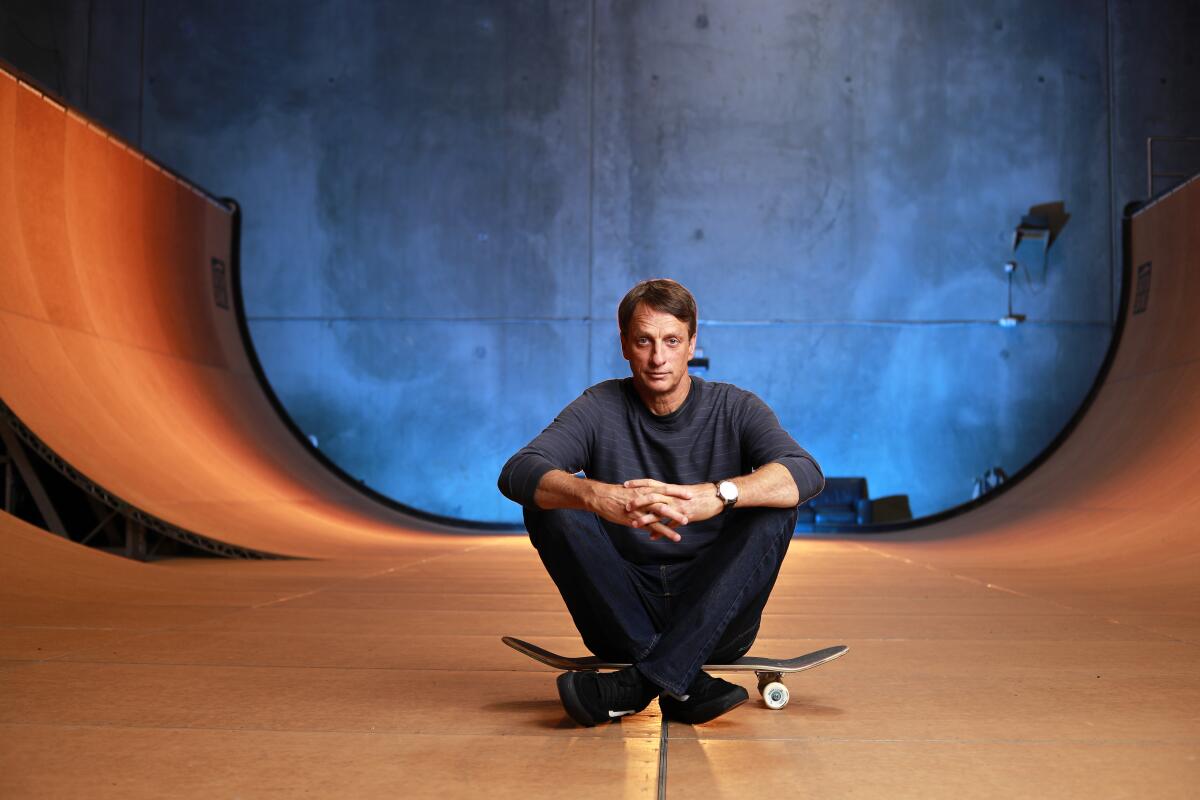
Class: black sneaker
658,670,748,724
556,666,659,727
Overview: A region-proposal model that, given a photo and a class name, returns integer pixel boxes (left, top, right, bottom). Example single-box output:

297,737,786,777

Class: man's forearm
533,469,604,512
727,462,800,508
539,462,800,515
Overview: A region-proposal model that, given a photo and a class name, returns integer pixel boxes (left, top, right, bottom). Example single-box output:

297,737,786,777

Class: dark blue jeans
524,505,797,697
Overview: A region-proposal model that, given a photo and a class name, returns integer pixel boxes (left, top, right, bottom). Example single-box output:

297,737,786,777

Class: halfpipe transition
2,55,1199,605
862,174,1200,633
0,64,497,559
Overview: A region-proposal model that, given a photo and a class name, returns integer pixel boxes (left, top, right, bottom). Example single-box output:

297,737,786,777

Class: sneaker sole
661,686,750,725
556,672,605,727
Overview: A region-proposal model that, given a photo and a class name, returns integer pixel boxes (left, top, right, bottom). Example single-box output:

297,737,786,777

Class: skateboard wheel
762,681,789,710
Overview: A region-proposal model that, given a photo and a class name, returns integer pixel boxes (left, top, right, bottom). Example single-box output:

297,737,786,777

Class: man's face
621,302,696,402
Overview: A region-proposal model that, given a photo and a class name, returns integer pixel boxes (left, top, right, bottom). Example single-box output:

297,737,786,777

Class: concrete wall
4,1,1200,524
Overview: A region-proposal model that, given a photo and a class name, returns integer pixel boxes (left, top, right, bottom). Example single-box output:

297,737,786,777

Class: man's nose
650,343,666,363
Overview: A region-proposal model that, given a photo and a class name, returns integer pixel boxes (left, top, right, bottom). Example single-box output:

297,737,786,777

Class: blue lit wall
7,1,1200,524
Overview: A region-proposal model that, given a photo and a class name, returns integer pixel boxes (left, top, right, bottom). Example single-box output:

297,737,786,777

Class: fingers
654,502,688,526
647,522,682,543
624,480,693,500
625,492,669,512
625,492,694,514
629,510,689,529
629,506,688,527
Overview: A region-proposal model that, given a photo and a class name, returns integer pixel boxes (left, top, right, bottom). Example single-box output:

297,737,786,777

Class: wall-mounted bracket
1011,215,1051,258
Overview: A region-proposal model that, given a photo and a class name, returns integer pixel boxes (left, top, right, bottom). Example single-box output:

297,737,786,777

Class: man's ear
620,333,631,362
687,334,697,359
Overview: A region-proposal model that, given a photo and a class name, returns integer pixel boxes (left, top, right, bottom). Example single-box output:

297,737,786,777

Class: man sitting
498,279,823,725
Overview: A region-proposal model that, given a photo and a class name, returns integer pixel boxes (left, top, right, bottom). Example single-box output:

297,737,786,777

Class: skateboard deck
502,636,848,709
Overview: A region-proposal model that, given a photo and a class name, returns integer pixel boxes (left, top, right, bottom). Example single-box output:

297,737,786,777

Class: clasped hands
589,478,724,543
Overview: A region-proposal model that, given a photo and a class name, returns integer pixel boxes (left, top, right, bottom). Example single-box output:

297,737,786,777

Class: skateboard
502,636,848,710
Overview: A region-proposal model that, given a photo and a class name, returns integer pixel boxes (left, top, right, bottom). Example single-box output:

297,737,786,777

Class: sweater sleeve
497,390,596,508
736,391,824,504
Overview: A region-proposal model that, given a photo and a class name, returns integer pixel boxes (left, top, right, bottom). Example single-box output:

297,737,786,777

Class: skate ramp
863,173,1200,632
3,53,1200,582
0,66,489,558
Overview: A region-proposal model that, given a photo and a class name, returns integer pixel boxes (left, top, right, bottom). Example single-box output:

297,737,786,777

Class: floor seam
1,661,610,673
672,735,1200,746
9,541,514,668
248,540,516,610
850,543,1197,646
0,720,662,740
657,715,669,800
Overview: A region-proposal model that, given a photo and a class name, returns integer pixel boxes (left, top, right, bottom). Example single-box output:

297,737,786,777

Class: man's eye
668,338,679,345
638,338,649,345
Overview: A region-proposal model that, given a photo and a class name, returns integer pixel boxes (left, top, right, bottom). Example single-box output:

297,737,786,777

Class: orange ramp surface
0,65,480,559
2,62,1199,797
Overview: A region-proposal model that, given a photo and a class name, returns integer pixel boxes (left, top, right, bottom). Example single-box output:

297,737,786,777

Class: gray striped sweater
498,377,823,562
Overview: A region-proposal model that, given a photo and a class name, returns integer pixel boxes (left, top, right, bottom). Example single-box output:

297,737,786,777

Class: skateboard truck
755,671,789,710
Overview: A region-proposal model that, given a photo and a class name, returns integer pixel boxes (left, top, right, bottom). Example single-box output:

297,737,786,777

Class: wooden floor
1,511,1196,798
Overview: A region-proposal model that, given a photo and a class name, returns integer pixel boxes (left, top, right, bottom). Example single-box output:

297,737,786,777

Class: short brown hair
617,279,698,338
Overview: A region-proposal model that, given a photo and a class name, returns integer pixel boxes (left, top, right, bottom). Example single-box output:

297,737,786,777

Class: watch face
719,481,738,502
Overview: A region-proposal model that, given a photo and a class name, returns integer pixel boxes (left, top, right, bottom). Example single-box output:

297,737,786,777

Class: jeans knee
523,506,593,550
711,620,759,663
735,506,797,540
581,634,639,664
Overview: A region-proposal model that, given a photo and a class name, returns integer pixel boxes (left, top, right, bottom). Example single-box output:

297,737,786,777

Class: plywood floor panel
0,660,661,740
0,724,663,800
2,521,1198,795
665,738,1199,800
51,631,572,671
184,607,581,638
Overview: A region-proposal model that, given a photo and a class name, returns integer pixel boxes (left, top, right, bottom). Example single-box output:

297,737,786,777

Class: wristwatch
715,480,739,511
